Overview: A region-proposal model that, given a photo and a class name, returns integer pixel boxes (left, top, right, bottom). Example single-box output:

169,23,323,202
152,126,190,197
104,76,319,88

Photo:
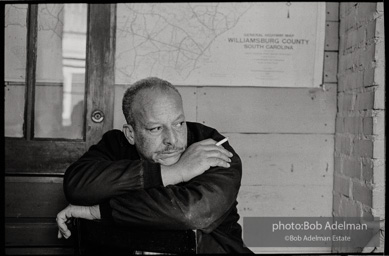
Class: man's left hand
56,204,101,239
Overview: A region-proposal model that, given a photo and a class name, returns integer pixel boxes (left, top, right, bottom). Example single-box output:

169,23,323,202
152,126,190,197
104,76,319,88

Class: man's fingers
205,150,231,163
209,157,231,168
56,208,72,239
197,138,217,145
57,226,71,239
203,145,233,158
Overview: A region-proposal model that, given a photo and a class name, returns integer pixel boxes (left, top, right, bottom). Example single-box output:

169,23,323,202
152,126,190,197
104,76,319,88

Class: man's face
125,88,187,166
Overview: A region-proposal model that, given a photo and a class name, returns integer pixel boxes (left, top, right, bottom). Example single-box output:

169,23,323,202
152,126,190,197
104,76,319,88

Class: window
5,4,116,174
5,4,87,140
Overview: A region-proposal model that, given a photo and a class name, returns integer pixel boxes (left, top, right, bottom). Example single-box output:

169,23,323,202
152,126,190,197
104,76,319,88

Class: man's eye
149,127,162,133
176,121,185,128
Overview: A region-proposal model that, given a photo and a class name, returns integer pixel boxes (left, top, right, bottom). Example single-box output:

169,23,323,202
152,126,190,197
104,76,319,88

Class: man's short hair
122,77,181,126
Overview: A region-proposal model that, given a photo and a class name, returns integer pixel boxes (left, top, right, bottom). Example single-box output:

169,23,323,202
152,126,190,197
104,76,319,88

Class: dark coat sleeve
109,140,242,234
63,130,163,206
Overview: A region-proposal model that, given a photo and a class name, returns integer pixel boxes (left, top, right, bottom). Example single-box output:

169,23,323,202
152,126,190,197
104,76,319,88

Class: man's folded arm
63,131,163,205
105,147,242,234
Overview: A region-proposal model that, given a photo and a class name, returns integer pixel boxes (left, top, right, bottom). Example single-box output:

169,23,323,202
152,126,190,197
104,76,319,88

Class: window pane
5,4,28,82
4,4,28,137
34,4,87,139
5,84,25,137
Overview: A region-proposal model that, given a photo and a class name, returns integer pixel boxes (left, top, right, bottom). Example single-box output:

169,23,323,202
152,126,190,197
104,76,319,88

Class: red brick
362,117,373,135
352,181,372,206
345,72,357,90
355,71,364,88
343,158,361,179
352,138,373,157
363,67,375,87
335,116,343,133
332,193,343,217
362,43,376,70
355,91,374,110
356,3,377,21
361,158,373,182
334,156,342,173
334,174,351,196
343,93,355,111
336,136,352,155
342,197,361,217
345,116,363,134
338,73,347,92
345,29,358,51
365,21,376,43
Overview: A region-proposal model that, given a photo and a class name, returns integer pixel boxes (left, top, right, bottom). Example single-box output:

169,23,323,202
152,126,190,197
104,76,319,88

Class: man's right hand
57,204,100,239
161,138,233,185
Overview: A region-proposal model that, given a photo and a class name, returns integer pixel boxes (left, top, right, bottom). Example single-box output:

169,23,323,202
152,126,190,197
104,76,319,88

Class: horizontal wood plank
225,134,334,186
197,84,336,133
237,185,333,218
5,177,68,218
326,2,339,21
5,219,74,247
325,22,339,51
238,185,333,253
324,52,338,83
5,139,85,174
5,248,74,255
250,246,331,254
177,86,197,123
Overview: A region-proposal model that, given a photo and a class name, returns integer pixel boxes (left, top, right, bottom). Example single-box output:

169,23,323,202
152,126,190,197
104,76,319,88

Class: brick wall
334,2,385,253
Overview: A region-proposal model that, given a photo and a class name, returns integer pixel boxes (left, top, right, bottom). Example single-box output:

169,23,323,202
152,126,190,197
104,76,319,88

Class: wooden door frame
5,4,116,175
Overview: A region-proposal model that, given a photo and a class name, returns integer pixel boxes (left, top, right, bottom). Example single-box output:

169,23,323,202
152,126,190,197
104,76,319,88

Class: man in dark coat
56,77,253,254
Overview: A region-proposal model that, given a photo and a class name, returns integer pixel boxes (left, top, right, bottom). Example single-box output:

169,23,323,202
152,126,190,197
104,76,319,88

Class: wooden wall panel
5,220,73,247
237,185,333,218
326,2,339,21
197,84,336,134
5,177,67,218
226,133,334,186
5,140,85,174
249,246,331,254
5,248,74,255
177,86,197,123
325,22,339,51
324,52,338,83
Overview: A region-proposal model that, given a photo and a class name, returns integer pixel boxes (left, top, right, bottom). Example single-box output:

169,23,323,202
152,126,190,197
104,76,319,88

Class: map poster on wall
115,2,326,87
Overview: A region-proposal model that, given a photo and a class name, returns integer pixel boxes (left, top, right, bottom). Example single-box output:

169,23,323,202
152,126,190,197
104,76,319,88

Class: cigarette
216,137,229,146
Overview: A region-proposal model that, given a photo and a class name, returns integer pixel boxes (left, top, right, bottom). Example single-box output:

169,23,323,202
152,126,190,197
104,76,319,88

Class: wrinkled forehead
132,88,184,124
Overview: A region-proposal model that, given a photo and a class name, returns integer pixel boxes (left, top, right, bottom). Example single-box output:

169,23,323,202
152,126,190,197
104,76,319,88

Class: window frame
5,3,116,175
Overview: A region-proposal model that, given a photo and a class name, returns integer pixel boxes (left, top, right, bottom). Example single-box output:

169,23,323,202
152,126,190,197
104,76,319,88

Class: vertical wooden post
85,4,116,148
24,4,38,140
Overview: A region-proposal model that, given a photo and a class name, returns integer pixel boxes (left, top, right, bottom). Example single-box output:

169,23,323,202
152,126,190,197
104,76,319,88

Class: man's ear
123,124,135,145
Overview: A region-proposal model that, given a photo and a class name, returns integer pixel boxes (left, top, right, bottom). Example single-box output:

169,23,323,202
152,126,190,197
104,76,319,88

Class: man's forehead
136,87,181,103
132,88,184,124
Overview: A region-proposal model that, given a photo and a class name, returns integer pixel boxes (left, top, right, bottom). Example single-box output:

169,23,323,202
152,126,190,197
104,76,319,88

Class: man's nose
163,128,178,145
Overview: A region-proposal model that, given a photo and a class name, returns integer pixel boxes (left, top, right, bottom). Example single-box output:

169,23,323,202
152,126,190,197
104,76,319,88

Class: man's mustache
158,146,185,154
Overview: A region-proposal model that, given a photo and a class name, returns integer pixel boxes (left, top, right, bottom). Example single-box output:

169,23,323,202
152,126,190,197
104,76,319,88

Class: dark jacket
64,122,253,254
